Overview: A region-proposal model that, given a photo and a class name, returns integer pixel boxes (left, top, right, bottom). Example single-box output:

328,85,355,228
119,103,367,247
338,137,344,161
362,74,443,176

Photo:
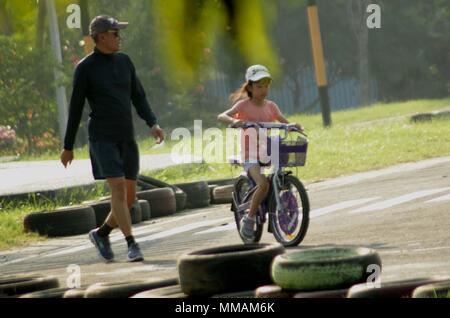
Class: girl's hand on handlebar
230,119,246,128
290,123,307,136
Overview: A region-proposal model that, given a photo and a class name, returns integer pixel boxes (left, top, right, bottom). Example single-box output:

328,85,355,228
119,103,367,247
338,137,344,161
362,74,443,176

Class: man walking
60,15,164,262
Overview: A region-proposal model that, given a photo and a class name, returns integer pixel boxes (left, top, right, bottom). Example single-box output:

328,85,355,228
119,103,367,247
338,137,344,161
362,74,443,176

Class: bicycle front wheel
269,175,310,247
233,176,264,244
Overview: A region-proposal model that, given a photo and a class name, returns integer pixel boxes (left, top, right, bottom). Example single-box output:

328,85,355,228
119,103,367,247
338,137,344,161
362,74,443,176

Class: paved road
0,153,195,196
1,156,450,293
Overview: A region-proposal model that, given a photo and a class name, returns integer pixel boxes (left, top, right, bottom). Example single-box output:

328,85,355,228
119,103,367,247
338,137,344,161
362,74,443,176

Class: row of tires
2,245,450,298
22,176,236,237
138,175,235,208
410,110,450,123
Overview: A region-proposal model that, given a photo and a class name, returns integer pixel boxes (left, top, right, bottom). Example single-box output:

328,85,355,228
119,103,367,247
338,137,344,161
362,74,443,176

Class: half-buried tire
211,185,234,204
131,285,189,298
130,200,142,224
207,178,236,186
294,289,349,298
255,285,297,298
136,188,176,217
19,287,71,298
138,175,187,212
138,199,151,221
63,288,87,298
83,200,111,227
139,175,171,188
173,188,187,212
178,243,285,297
412,280,450,298
271,246,382,291
84,278,179,298
208,184,217,203
348,277,450,298
175,181,210,209
23,205,96,237
0,275,59,297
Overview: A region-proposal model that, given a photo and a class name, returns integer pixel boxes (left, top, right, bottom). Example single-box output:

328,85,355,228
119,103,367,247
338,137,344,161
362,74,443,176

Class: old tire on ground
175,181,210,209
138,175,187,212
178,243,285,297
84,278,179,298
23,205,96,237
139,175,171,188
63,288,87,298
348,277,450,298
271,246,382,291
294,289,349,298
131,285,188,298
137,179,157,191
130,201,142,224
412,280,450,298
19,287,70,298
411,111,450,123
207,178,236,186
0,275,59,297
208,184,217,203
173,188,187,212
83,200,111,227
255,285,297,298
136,188,176,217
212,290,255,298
211,185,234,205
138,200,151,221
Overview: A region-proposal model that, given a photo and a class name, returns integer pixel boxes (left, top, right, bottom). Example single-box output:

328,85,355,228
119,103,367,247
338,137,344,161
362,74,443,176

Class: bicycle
230,122,310,247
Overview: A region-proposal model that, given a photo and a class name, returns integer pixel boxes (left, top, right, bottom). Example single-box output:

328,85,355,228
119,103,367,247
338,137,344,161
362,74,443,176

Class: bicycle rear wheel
269,175,309,247
233,176,264,244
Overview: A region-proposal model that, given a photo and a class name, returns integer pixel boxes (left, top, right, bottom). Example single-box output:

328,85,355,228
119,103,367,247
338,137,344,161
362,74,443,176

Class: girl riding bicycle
217,65,305,241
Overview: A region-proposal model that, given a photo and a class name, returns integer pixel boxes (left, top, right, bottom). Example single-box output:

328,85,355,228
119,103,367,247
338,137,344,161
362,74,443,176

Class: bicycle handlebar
228,122,308,137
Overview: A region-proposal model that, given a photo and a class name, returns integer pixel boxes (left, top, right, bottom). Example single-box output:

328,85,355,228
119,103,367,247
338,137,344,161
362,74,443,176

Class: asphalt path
0,153,195,196
1,156,450,292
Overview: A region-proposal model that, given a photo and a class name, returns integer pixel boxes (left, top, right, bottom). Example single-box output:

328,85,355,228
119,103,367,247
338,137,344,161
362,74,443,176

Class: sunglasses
107,30,121,38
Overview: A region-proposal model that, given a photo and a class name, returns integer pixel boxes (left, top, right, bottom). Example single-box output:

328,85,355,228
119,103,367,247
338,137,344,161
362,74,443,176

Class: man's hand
150,124,165,144
60,149,74,168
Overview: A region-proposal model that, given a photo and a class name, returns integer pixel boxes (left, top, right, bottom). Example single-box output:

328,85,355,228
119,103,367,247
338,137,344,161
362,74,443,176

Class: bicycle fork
272,170,285,214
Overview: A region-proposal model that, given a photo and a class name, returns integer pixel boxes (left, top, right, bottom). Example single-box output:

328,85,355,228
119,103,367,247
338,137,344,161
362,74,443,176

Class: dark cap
89,15,128,36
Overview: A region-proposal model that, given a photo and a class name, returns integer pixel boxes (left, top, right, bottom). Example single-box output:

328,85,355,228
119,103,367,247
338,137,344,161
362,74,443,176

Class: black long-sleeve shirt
63,47,157,150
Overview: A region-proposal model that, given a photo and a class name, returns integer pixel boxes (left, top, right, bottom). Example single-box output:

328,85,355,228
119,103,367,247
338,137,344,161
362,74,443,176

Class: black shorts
89,140,140,180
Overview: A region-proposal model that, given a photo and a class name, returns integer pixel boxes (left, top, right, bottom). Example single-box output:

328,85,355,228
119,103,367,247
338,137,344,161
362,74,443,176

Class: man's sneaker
89,229,114,262
127,243,144,262
239,216,256,242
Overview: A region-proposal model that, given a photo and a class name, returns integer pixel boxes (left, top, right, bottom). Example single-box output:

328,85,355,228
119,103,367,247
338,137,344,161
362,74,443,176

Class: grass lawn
1,98,449,250
145,98,450,184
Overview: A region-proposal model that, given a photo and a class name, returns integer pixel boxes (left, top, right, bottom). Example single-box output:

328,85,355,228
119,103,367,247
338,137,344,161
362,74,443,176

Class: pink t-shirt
231,99,282,162
231,99,282,122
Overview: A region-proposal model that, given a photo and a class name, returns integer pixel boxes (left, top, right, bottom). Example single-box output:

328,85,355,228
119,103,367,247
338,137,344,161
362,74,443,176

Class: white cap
245,65,272,82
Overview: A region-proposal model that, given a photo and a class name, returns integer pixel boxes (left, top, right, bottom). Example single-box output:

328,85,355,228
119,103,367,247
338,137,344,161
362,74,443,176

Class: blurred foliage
0,0,448,155
369,0,450,100
0,125,16,154
0,35,61,156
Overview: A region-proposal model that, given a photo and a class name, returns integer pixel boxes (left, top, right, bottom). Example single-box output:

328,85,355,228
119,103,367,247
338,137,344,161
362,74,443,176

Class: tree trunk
348,0,370,106
0,0,13,35
35,0,47,49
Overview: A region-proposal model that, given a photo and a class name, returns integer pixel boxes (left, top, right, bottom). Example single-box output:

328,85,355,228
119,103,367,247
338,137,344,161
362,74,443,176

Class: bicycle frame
232,166,290,226
231,122,305,225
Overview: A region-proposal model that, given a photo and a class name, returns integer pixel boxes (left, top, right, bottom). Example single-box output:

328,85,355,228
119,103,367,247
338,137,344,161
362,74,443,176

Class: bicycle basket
278,136,308,167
